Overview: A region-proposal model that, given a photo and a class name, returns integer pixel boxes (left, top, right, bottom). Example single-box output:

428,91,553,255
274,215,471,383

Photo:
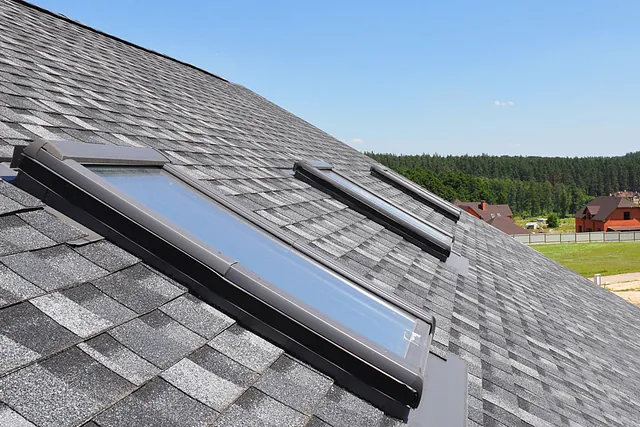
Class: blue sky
32,0,640,157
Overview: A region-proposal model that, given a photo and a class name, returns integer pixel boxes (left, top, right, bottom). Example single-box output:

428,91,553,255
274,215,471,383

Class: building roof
575,196,637,221
607,225,640,231
3,1,640,426
486,216,529,235
454,201,514,222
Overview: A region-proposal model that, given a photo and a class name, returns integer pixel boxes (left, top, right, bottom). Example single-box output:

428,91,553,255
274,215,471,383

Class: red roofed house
575,196,640,232
454,200,529,235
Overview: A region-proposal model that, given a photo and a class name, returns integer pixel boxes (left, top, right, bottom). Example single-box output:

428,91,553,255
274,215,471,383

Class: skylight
91,166,417,357
370,165,461,222
10,139,448,420
294,160,454,261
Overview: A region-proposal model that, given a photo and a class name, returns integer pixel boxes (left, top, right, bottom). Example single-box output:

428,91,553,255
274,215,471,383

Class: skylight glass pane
324,171,452,246
91,167,417,357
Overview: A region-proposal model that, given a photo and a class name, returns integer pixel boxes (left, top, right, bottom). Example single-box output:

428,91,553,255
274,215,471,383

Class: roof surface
486,216,529,236
3,1,640,426
607,225,640,231
575,196,637,220
454,201,514,222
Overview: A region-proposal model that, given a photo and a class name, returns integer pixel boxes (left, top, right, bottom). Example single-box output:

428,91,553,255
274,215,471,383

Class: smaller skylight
370,165,461,222
294,160,453,261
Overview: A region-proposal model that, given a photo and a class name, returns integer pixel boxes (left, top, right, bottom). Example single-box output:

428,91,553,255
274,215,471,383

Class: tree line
364,151,640,217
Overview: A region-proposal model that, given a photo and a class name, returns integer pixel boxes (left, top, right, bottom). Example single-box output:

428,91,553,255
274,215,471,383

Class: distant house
610,190,640,205
454,200,529,234
575,196,640,232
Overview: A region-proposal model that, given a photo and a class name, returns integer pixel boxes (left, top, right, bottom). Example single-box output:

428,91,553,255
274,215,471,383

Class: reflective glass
91,167,416,357
324,171,452,247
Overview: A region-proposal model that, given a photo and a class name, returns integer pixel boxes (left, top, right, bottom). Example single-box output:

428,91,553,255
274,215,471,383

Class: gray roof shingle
1,0,640,425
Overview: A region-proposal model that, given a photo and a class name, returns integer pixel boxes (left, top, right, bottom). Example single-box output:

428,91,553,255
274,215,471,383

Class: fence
512,231,640,245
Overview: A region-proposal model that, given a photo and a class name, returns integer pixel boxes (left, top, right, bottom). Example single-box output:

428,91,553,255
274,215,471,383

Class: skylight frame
12,139,437,419
370,165,462,222
294,160,454,261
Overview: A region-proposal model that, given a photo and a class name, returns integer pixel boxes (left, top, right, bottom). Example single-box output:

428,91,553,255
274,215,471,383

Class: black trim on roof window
370,165,461,222
294,160,453,262
10,140,448,420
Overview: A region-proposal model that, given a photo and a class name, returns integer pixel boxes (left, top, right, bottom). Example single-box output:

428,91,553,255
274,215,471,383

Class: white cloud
494,100,515,107
351,138,364,144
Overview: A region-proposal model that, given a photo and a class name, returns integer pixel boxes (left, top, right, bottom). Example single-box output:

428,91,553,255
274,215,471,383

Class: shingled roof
575,196,637,221
454,201,514,222
485,216,529,236
3,1,640,426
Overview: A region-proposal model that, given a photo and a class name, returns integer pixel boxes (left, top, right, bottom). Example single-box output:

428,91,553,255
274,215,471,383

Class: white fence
513,231,640,245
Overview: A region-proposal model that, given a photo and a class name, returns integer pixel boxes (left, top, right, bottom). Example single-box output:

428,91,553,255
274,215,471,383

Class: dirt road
601,273,640,306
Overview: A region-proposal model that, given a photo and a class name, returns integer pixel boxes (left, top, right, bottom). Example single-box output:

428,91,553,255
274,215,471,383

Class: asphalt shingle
314,386,405,427
95,378,218,427
254,355,333,414
0,264,43,308
0,402,36,427
0,215,56,256
30,292,113,338
2,1,640,425
161,346,258,411
0,245,108,291
0,192,23,215
212,387,308,427
159,293,234,339
74,240,139,272
0,302,79,374
208,323,283,373
108,310,206,369
78,333,160,386
16,209,86,243
0,347,135,427
0,179,42,209
91,264,183,313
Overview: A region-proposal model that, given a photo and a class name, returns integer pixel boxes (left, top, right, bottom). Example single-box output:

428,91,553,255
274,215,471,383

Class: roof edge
13,0,230,83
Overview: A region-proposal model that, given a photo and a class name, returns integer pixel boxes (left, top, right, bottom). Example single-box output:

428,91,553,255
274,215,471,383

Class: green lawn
534,241,640,277
513,216,575,233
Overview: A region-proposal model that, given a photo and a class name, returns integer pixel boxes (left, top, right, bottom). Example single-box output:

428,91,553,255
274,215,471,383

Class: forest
365,152,640,217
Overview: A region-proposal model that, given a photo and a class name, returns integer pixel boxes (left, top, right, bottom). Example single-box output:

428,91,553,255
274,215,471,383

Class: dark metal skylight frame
294,160,454,261
11,139,439,419
370,165,462,222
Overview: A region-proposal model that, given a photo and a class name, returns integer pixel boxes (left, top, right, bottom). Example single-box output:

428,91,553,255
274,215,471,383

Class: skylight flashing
10,140,445,419
23,138,169,165
0,163,16,181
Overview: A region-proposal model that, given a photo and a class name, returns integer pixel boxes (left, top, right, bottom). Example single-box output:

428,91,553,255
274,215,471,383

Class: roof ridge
12,0,230,83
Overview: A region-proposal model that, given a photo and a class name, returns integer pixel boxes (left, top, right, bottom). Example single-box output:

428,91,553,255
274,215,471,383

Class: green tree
547,213,559,228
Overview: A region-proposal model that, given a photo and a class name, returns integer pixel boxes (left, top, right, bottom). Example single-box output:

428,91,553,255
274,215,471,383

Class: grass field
534,241,640,277
514,216,575,233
